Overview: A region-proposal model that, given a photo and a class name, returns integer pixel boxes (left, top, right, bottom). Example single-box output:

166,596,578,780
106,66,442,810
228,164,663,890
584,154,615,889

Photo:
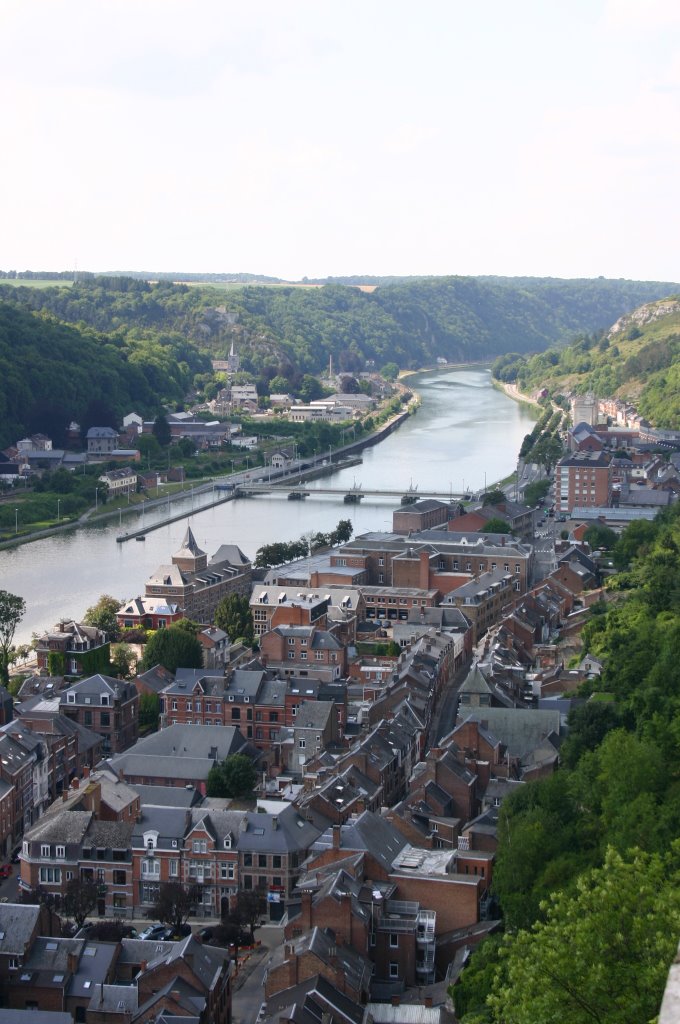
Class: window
113,869,127,885
390,933,399,948
56,845,65,859
41,844,50,858
39,867,61,884
378,574,384,584
231,707,241,720
389,962,399,979
258,854,267,868
300,652,307,661
186,701,193,711
142,859,160,877
287,652,295,660
84,711,92,726
100,713,110,727
378,557,384,566
299,739,306,749
288,637,295,646
243,853,252,867
243,875,253,890
67,693,75,704
169,860,178,876
221,863,235,879
192,839,207,854
315,651,324,661
515,564,521,573
255,711,262,722
8,958,17,970
273,855,282,869
270,712,279,723
195,702,201,712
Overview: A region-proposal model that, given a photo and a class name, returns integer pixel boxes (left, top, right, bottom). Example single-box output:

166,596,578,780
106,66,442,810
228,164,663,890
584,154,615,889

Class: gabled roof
458,662,493,696
0,903,40,955
174,526,205,560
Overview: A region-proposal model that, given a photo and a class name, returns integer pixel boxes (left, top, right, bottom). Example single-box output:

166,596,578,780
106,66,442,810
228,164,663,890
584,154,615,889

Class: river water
1,368,535,646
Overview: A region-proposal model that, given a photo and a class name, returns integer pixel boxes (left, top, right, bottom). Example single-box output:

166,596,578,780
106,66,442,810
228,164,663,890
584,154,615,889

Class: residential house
555,451,614,515
86,427,119,455
60,676,139,756
35,622,110,678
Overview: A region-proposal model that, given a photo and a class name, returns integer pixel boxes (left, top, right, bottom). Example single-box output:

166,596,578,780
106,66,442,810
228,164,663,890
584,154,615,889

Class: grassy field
0,278,74,288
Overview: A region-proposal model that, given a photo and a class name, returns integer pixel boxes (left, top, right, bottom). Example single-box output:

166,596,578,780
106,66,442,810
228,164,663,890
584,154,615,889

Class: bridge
235,482,470,501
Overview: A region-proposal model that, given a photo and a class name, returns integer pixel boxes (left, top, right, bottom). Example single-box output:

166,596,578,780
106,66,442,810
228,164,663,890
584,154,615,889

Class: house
116,596,183,632
20,810,135,919
60,676,139,756
392,500,452,534
35,622,110,678
134,934,232,1024
86,427,119,455
97,467,138,496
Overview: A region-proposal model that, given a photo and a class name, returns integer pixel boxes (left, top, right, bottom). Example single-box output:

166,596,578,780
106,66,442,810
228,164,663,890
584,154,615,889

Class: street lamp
57,499,61,522
95,486,99,511
15,508,18,535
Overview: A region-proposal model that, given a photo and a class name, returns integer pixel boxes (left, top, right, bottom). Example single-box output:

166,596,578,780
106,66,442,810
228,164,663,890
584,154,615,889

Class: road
232,923,287,1024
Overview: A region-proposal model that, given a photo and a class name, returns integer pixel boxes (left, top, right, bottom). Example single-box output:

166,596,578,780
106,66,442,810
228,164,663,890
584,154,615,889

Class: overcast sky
1,0,679,281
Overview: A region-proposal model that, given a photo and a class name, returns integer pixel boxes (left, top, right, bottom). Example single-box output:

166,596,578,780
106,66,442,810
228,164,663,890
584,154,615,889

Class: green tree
206,753,257,798
140,624,203,673
488,846,680,1024
523,478,551,507
298,374,324,402
330,518,353,544
612,518,658,569
83,594,122,640
0,590,26,685
139,691,160,732
152,413,172,447
110,643,135,678
482,489,507,506
380,362,399,381
479,518,511,534
583,523,617,550
214,594,254,646
269,374,290,393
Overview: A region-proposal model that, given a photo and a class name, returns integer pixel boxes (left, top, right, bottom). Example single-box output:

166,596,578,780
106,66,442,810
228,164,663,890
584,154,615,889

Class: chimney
67,951,78,974
272,816,278,830
83,765,90,779
72,777,79,790
332,824,341,850
419,551,430,590
424,997,433,1008
140,959,148,973
391,996,401,1007
62,789,68,802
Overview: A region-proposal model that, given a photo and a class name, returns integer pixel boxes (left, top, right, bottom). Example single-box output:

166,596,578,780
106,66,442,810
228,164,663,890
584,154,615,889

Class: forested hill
492,295,680,429
1,275,677,381
0,303,210,448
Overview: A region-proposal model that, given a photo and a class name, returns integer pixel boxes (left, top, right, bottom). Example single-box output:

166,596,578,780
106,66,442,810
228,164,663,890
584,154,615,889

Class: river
1,367,535,646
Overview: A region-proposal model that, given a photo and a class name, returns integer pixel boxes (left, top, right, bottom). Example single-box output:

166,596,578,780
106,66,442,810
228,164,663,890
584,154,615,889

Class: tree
488,846,680,1024
150,881,202,932
482,489,507,507
269,374,290,393
523,479,551,507
63,876,99,928
214,594,254,646
0,590,26,684
583,523,617,550
110,643,135,678
231,890,266,943
152,413,172,448
330,518,353,544
380,362,399,381
479,518,511,534
298,374,324,402
82,593,120,638
139,691,160,732
206,753,257,798
139,624,203,673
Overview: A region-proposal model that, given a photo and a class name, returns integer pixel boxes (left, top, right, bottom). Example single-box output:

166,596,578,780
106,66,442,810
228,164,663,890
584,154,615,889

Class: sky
1,0,679,282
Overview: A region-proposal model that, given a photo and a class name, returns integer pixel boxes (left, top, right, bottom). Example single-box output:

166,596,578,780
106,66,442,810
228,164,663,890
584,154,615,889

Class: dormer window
101,695,109,706
224,834,232,849
67,693,75,704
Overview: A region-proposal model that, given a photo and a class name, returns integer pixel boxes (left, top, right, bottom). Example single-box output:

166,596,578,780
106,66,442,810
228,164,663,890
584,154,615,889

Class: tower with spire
172,526,208,573
226,339,240,374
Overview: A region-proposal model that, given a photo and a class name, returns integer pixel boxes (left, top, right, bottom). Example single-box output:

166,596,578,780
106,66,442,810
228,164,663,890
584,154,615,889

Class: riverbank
494,379,542,409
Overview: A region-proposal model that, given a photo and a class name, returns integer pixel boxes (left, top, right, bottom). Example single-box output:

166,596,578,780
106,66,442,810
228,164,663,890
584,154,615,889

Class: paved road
233,923,286,1024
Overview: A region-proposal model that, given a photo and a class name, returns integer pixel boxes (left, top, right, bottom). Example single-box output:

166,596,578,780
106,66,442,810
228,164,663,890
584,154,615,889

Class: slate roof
108,724,252,781
133,784,202,808
312,811,408,872
458,663,493,696
87,983,138,1014
60,674,137,706
264,973,365,1024
238,805,321,854
25,809,93,845
0,903,40,956
456,708,562,757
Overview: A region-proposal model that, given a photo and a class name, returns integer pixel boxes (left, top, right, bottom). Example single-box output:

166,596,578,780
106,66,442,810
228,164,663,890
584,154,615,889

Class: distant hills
1,273,679,446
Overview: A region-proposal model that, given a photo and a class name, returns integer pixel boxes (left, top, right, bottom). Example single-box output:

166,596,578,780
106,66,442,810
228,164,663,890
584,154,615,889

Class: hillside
492,296,680,429
1,275,677,381
0,303,210,448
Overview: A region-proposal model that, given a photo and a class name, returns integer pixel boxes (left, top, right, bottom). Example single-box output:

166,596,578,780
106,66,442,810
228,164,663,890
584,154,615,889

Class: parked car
139,924,169,941
0,864,12,879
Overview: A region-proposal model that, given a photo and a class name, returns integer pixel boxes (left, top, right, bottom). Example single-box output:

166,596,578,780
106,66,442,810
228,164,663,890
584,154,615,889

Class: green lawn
0,278,74,288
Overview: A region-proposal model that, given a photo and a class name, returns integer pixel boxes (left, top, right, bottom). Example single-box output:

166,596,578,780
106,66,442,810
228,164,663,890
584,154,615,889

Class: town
0,376,678,1024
